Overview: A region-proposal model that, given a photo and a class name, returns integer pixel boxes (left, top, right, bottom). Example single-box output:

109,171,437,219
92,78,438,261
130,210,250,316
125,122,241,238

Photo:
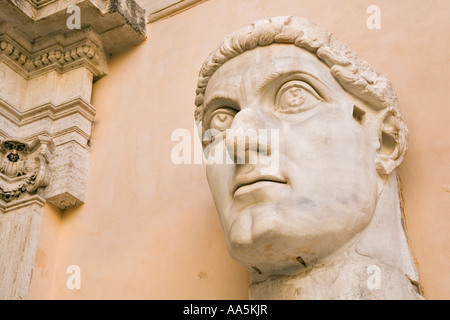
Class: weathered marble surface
195,16,422,299
0,0,146,299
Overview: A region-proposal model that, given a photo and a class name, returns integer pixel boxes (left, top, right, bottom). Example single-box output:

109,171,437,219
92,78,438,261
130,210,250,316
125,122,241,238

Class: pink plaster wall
29,0,450,299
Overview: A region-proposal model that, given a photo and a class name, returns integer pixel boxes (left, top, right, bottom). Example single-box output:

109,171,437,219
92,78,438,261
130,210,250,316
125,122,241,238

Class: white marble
195,16,421,300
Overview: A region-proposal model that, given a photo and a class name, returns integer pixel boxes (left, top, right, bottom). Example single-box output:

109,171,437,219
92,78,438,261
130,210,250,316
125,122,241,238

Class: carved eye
275,80,322,114
4,142,14,150
207,108,237,132
16,143,26,152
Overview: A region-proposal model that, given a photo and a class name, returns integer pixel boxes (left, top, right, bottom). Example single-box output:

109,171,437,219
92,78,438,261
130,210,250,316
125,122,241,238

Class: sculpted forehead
204,44,346,110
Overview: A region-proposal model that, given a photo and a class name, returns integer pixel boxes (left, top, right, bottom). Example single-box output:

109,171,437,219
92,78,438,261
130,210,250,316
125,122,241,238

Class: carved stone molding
145,0,207,22
0,0,146,210
0,97,95,138
1,0,146,55
23,0,56,9
0,25,107,80
0,0,146,299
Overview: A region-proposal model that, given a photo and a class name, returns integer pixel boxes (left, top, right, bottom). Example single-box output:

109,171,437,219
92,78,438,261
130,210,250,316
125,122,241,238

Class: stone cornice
0,194,46,213
0,0,147,211
23,0,57,9
147,0,207,23
0,26,107,80
0,97,95,129
1,0,147,58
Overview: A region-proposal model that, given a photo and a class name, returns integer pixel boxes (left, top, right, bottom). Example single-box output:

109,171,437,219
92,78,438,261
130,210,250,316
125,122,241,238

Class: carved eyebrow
256,72,282,94
204,92,238,110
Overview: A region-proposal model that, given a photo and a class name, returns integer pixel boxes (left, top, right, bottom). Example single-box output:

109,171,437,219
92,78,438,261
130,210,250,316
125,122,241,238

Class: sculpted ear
375,110,408,175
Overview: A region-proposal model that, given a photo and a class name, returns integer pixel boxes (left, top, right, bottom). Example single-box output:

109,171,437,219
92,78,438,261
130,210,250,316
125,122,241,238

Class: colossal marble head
194,17,416,293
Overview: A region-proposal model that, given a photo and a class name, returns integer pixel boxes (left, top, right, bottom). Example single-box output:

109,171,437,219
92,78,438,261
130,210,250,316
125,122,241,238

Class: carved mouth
233,175,287,196
7,153,20,163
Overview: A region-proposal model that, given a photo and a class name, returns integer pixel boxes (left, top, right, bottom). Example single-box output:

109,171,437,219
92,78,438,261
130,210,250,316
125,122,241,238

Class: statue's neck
248,248,421,300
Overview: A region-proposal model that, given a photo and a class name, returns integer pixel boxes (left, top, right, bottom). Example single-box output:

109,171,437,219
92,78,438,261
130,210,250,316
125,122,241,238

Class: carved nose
224,109,271,164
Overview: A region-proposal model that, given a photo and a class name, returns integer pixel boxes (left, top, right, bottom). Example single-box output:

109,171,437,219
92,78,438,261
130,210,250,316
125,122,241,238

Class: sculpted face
202,44,381,275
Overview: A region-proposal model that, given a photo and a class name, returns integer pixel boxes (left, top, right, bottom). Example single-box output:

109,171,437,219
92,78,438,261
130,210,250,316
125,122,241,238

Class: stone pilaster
0,195,46,300
0,0,146,299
